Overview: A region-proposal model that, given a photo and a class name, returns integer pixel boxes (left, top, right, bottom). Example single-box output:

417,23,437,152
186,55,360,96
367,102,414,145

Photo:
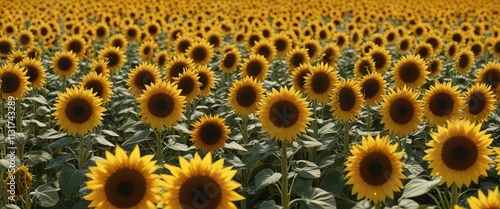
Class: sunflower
127,63,162,97
360,73,387,106
17,30,34,48
63,35,87,58
90,59,110,78
205,30,223,50
302,39,322,60
475,61,500,96
18,58,46,90
304,63,338,103
251,40,277,62
424,34,444,54
272,33,293,57
456,187,500,209
186,40,214,65
233,31,246,44
124,24,141,42
392,54,428,89
137,81,186,130
489,38,500,59
380,86,423,137
286,47,311,71
368,46,391,73
144,21,161,37
423,119,494,188
3,165,33,199
98,46,126,72
81,72,113,104
219,48,241,73
174,35,194,54
446,42,459,60
0,63,29,100
162,152,244,209
228,77,265,116
370,34,386,48
455,49,475,75
384,29,399,44
174,69,201,103
240,54,269,81
354,56,376,78
245,32,263,50
422,82,463,126
154,50,169,69
190,114,230,152
397,36,412,53
321,43,341,67
25,46,42,60
462,83,497,123
330,79,364,122
469,41,484,58
85,145,162,209
0,37,15,57
6,49,25,64
53,86,105,136
257,86,312,142
427,58,443,78
350,30,363,47
414,42,434,60
196,65,215,96
94,23,110,41
165,55,196,82
290,63,313,92
106,34,128,51
139,40,158,62
345,134,405,204
334,32,350,50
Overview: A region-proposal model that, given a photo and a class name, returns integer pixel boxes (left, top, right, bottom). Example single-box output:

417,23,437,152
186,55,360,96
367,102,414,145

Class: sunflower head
475,61,500,95
3,165,33,199
0,37,15,57
302,39,322,60
174,35,194,54
51,50,79,78
85,145,162,208
397,36,413,53
290,63,313,92
186,40,214,65
414,42,434,59
423,119,494,188
162,152,244,209
228,76,265,116
98,46,126,72
139,40,158,62
219,48,241,73
18,58,46,90
368,46,391,73
251,39,277,62
455,49,475,75
380,86,423,137
422,81,463,126
166,55,196,82
321,43,341,67
345,134,405,204
137,81,186,130
82,72,113,104
53,86,105,136
392,54,428,89
463,187,500,209
427,58,443,78
7,49,25,65
63,35,87,58
0,63,30,100
196,65,215,96
304,63,338,103
90,59,110,78
354,56,376,78
272,33,293,57
257,86,312,142
190,114,230,152
127,63,161,97
330,79,364,122
360,72,387,106
174,69,201,103
241,54,269,82
462,83,497,123
107,34,128,51
287,47,311,71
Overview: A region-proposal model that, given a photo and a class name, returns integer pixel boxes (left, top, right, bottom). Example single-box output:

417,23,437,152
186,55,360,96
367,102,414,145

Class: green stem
240,116,248,209
309,102,318,164
78,135,85,170
366,105,371,130
157,129,163,163
344,121,350,157
374,202,381,209
450,184,459,207
281,140,289,209
16,100,23,162
24,192,31,209
62,76,67,90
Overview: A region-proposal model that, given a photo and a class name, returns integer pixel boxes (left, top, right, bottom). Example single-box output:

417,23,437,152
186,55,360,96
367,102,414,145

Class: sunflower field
1,0,500,208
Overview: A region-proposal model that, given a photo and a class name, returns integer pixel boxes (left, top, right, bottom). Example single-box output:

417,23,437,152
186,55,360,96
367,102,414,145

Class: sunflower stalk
78,135,85,170
374,202,381,209
344,121,350,157
16,100,24,162
281,140,290,209
240,116,248,209
23,191,31,209
450,184,459,207
309,101,318,164
156,129,163,163
366,105,372,130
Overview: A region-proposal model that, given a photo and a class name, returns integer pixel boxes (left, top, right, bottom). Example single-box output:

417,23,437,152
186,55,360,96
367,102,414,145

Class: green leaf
319,170,345,195
27,95,48,105
25,119,47,127
259,200,282,209
41,129,68,140
300,188,336,209
121,128,151,147
49,137,74,148
292,160,321,179
4,204,21,209
24,150,53,166
318,122,336,135
95,135,115,147
168,142,189,151
173,123,190,134
398,199,419,208
255,168,282,190
32,183,60,208
298,135,322,148
46,154,74,170
102,129,120,137
59,164,85,197
399,176,442,200
225,141,247,152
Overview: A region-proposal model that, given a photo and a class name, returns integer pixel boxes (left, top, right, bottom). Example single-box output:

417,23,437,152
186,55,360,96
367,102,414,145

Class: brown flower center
236,86,257,107
57,56,73,71
310,72,330,94
178,77,195,96
65,98,92,123
223,53,236,68
441,136,478,170
389,98,414,124
84,80,104,98
246,61,263,78
269,100,299,128
104,168,147,208
179,176,222,209
361,79,380,100
134,70,155,91
1,72,21,93
399,62,420,83
339,87,356,111
148,93,175,117
178,40,191,53
468,92,486,115
191,47,208,62
482,69,500,89
458,54,470,69
359,151,393,186
199,122,223,145
429,92,454,116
